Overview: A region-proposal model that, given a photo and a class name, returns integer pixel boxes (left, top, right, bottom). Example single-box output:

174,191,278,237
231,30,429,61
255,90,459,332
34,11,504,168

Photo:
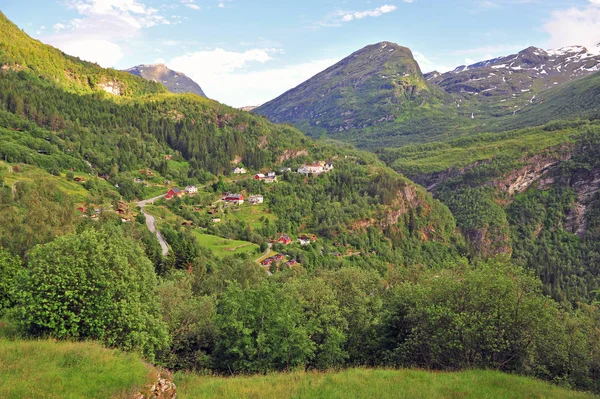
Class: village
66,158,337,272
158,160,335,271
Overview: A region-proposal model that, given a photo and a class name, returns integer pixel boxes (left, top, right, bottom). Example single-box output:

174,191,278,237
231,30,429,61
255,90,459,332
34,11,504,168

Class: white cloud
181,0,200,10
413,52,452,73
41,0,171,67
340,5,397,22
167,48,336,107
543,0,600,50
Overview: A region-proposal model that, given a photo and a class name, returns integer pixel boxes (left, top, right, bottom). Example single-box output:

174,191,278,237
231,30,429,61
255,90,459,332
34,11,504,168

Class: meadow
174,368,597,399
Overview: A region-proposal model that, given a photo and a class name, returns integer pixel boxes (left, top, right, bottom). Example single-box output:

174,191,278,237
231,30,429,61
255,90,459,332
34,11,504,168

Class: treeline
0,71,309,176
2,206,600,392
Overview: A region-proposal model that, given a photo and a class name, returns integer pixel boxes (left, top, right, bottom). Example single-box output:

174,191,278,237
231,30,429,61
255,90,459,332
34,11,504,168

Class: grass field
175,368,597,399
194,232,260,258
0,162,91,202
0,338,153,399
226,203,276,229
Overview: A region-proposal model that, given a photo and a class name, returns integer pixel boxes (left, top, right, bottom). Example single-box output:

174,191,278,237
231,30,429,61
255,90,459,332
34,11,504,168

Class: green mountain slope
499,70,600,130
254,42,466,148
0,13,165,97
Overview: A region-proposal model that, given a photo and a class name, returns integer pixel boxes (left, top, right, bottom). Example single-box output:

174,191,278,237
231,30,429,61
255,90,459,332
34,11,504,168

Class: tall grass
175,368,597,399
0,339,153,399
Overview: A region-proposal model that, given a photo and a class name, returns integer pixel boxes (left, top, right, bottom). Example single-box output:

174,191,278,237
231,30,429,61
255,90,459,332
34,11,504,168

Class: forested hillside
2,11,600,397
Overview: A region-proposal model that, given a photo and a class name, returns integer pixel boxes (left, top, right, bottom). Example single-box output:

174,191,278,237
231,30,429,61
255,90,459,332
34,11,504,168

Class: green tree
12,226,169,359
0,249,21,315
214,280,314,373
156,273,217,371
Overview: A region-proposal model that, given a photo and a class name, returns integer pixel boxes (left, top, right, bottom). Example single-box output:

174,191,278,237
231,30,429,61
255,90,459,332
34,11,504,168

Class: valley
2,6,600,399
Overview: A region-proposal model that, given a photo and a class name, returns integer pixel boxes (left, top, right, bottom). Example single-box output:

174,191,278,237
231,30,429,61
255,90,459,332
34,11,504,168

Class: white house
248,195,264,205
233,167,247,174
267,171,276,178
264,176,277,183
186,185,198,194
298,163,324,176
280,167,292,173
298,237,311,246
324,162,334,172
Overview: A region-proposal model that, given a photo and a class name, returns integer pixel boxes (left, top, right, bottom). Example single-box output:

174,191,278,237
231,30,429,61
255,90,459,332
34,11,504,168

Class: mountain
254,42,454,142
426,45,600,118
125,64,207,98
0,13,166,97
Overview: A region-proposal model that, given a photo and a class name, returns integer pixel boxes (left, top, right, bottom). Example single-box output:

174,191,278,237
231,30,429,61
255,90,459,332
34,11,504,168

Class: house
232,167,247,174
224,193,244,205
248,195,264,205
273,253,285,261
261,257,274,266
299,234,317,242
324,162,334,172
254,173,265,180
264,176,277,183
211,218,221,223
285,259,298,267
277,234,292,245
121,218,131,223
185,185,198,194
298,237,311,246
267,171,276,178
166,187,185,199
280,167,292,173
298,163,324,176
140,168,154,177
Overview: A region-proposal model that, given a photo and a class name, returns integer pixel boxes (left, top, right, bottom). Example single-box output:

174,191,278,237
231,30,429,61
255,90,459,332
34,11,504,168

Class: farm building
248,195,264,205
224,193,245,205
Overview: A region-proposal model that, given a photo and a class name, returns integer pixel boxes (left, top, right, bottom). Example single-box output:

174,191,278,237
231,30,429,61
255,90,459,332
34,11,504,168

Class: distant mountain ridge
425,45,600,117
254,42,450,137
125,64,207,98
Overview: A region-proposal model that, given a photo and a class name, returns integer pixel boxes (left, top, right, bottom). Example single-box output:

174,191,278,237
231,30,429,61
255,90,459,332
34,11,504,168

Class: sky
2,0,600,107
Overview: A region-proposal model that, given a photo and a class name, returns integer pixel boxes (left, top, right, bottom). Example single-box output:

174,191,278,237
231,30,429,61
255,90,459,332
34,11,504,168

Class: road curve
137,194,169,256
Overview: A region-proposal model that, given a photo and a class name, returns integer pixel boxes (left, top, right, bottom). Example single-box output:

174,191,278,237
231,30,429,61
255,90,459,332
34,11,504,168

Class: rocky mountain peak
125,64,207,98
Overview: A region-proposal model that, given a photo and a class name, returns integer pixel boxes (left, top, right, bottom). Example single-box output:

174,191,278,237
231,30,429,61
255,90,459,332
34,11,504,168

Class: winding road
138,194,169,256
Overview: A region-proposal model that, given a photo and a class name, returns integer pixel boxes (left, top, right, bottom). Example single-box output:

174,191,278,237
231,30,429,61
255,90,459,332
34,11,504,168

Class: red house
166,187,184,200
261,257,274,266
223,193,244,204
254,173,265,180
277,234,292,245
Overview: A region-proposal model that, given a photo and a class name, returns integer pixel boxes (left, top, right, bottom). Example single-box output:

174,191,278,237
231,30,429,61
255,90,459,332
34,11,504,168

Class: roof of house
170,187,183,194
225,193,244,199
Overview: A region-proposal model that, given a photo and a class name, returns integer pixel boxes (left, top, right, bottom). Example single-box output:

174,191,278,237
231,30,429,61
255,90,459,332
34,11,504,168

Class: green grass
227,203,276,230
0,338,153,399
384,122,584,176
175,368,597,399
0,162,90,202
194,232,260,258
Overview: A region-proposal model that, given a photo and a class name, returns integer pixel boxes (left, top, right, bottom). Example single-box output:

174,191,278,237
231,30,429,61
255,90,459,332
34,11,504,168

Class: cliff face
408,140,600,259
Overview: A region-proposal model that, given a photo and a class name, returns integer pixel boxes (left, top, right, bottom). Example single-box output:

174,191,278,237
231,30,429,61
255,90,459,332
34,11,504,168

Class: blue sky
2,0,600,107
